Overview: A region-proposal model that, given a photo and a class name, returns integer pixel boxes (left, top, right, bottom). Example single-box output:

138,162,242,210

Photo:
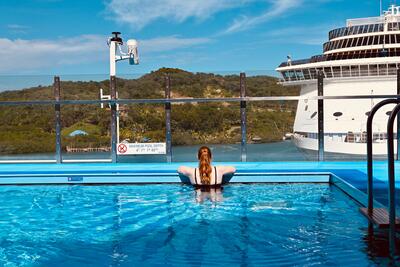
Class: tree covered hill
0,68,299,154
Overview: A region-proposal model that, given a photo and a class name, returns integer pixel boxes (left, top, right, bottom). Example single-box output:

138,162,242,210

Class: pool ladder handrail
366,98,400,258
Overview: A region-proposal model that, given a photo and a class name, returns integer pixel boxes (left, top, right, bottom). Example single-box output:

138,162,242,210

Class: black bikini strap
214,166,217,185
194,168,198,185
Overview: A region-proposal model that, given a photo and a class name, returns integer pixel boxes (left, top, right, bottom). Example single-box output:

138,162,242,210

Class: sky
0,0,390,76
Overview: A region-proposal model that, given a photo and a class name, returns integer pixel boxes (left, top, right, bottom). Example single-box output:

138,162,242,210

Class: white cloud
7,24,30,30
106,0,254,30
141,36,211,53
223,0,302,34
0,35,106,73
0,35,211,73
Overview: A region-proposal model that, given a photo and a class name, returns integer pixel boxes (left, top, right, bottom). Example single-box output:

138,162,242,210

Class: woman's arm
177,166,195,184
219,166,236,175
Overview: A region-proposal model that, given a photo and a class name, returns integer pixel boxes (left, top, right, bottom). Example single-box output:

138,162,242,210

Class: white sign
117,143,166,155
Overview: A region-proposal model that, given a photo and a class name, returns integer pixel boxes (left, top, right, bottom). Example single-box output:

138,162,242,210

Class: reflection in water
195,187,224,203
362,225,400,265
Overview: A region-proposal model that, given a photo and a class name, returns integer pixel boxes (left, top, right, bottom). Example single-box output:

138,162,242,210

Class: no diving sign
117,143,166,155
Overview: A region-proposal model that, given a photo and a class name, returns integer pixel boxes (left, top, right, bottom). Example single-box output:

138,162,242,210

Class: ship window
296,70,304,79
351,65,359,76
310,112,317,119
368,24,374,33
388,64,397,75
363,25,369,33
367,36,373,45
378,64,387,75
342,66,350,77
385,34,390,44
333,112,343,117
373,35,379,45
360,65,368,76
339,39,345,49
302,69,311,79
396,35,400,43
362,37,368,46
379,24,384,31
374,24,379,32
379,35,384,44
324,67,333,78
342,38,348,48
357,37,363,46
332,66,341,77
369,64,378,75
309,68,317,79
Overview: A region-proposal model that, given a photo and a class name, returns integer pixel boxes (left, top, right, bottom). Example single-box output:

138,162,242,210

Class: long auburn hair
198,146,212,185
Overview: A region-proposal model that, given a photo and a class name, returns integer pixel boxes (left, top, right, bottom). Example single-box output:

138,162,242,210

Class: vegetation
0,68,299,154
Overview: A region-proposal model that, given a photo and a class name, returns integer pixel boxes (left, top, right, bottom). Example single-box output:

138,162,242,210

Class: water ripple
0,184,386,266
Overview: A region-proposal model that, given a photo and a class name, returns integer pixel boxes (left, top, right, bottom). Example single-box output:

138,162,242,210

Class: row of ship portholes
305,107,393,119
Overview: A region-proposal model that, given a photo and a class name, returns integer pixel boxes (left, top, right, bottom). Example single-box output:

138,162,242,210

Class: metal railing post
54,76,62,163
110,76,117,163
317,71,324,161
386,103,400,258
397,68,400,160
240,73,247,162
165,75,172,163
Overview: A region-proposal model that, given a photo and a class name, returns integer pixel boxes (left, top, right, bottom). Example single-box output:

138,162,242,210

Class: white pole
109,40,118,142
110,41,117,76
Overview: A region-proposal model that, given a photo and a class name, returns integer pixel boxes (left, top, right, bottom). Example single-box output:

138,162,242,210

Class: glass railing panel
0,105,56,161
246,98,318,162
171,102,241,162
322,96,396,161
117,103,166,163
60,104,111,161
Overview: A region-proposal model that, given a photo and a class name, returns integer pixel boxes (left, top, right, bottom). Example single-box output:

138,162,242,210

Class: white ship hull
292,76,398,155
292,134,395,155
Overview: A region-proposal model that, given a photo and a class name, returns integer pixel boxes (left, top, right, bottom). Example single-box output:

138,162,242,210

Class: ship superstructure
276,5,400,155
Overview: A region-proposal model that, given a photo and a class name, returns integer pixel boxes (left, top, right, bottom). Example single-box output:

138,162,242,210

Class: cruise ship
276,5,400,155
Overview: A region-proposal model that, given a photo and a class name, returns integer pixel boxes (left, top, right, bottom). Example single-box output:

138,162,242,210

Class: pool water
0,184,385,266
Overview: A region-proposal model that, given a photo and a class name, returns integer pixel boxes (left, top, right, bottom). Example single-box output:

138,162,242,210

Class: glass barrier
0,105,55,161
61,104,111,161
171,102,241,162
117,103,166,163
0,70,399,163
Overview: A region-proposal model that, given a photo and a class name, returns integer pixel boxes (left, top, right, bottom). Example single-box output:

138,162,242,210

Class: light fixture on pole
103,32,139,143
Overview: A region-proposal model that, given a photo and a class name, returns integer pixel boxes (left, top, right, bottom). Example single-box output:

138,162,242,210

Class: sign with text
117,143,166,155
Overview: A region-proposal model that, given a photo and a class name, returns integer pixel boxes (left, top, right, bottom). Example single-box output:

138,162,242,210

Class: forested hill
0,68,300,154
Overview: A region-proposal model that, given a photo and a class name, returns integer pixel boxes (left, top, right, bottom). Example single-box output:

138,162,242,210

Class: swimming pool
0,183,387,266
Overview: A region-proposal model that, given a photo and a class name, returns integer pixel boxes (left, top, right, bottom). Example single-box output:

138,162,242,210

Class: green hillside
0,68,299,154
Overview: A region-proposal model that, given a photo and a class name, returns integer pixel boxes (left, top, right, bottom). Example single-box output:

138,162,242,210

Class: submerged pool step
0,171,331,184
359,208,400,229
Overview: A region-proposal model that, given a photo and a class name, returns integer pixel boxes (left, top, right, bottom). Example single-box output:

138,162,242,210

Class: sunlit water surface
0,184,388,266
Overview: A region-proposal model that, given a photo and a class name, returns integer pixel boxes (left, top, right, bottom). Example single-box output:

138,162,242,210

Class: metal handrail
386,103,400,258
366,99,400,214
0,94,400,106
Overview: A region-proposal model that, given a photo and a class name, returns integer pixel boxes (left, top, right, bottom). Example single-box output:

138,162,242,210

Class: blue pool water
0,184,387,266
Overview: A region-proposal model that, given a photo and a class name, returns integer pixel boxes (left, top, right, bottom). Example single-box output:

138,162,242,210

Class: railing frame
2,74,400,163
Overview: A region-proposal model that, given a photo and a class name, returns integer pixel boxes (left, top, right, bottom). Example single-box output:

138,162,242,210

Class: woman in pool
177,146,236,189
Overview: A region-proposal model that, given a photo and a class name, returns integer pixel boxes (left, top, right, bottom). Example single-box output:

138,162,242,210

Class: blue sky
0,0,388,75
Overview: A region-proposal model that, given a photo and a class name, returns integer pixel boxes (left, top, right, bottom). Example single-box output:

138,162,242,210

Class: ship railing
1,71,400,163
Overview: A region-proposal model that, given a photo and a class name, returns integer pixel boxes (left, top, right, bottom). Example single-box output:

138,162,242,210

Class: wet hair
198,146,212,185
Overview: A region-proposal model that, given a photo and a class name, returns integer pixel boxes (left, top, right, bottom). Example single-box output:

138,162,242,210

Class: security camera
127,39,139,65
